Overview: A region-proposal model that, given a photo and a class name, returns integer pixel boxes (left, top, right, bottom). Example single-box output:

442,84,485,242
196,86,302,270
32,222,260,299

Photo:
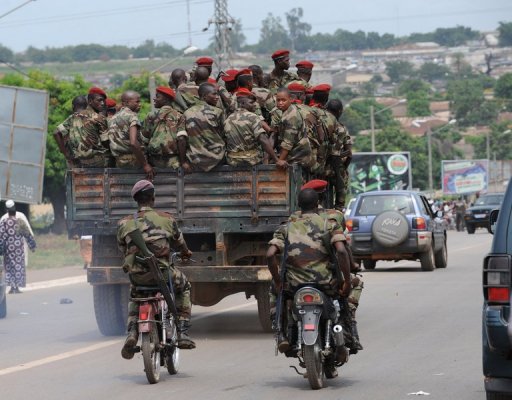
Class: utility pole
203,0,235,73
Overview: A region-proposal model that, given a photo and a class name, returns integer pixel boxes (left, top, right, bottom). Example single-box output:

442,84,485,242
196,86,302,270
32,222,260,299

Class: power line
0,0,36,21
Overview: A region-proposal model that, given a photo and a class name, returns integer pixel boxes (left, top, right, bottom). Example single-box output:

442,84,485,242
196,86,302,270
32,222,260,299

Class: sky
0,0,511,52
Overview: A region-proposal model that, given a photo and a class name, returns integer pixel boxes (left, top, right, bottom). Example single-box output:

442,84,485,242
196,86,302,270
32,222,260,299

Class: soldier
266,188,351,354
183,82,225,172
273,87,312,171
108,90,154,181
287,60,314,89
178,66,210,109
117,179,195,359
248,64,275,123
105,98,117,117
224,89,285,168
169,68,187,90
54,95,88,166
195,56,214,74
220,69,239,93
142,86,188,170
326,99,353,210
54,87,110,168
268,49,299,94
235,69,273,132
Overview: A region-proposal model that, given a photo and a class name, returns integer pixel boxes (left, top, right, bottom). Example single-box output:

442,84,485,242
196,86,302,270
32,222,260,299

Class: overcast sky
0,0,510,52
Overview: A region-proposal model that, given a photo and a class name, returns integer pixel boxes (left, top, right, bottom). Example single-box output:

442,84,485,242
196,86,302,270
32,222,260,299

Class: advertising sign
0,85,48,204
348,152,412,195
441,159,489,195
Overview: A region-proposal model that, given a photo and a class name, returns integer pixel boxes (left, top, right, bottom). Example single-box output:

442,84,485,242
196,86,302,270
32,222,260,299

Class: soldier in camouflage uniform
268,49,299,94
168,68,189,113
178,66,209,109
142,86,188,170
326,99,353,210
54,95,88,166
273,87,312,171
183,83,225,172
267,188,351,353
108,90,154,181
54,88,110,168
117,180,195,359
224,89,285,167
248,65,276,121
286,60,314,90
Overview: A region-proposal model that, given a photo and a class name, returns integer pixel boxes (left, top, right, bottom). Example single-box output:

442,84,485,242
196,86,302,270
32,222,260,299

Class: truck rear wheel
256,283,273,333
93,284,125,336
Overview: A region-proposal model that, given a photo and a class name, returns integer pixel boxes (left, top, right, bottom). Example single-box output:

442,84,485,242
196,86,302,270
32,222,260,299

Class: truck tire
372,211,409,248
256,282,273,333
466,224,475,234
93,284,125,336
420,246,435,271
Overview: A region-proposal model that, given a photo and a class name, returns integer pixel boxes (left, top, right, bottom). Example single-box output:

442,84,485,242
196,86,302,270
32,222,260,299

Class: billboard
441,159,489,195
0,85,48,204
348,152,412,195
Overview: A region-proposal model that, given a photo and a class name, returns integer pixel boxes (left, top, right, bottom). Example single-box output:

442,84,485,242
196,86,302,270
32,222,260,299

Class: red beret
195,56,214,66
221,69,239,82
312,84,331,93
305,87,314,95
235,87,255,99
88,87,106,98
236,68,252,78
271,49,290,60
301,179,328,192
207,77,217,84
287,82,306,92
296,60,314,69
131,179,154,199
156,86,176,99
105,98,117,108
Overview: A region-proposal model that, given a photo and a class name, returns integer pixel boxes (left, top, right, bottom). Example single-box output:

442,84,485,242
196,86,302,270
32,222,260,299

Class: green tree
418,62,450,82
447,79,498,126
385,60,415,83
0,71,90,233
257,13,290,53
495,72,512,99
342,99,398,135
498,22,512,46
466,122,512,160
0,44,14,63
285,8,311,52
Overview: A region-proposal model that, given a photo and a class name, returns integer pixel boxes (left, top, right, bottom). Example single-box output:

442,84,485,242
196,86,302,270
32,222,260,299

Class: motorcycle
279,284,350,390
131,253,182,384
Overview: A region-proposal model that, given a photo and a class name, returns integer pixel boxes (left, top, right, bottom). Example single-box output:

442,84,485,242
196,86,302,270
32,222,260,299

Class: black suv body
483,182,512,399
466,193,504,234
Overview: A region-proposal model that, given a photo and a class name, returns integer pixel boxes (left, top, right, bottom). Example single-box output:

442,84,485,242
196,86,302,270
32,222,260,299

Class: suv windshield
356,194,414,216
475,194,504,206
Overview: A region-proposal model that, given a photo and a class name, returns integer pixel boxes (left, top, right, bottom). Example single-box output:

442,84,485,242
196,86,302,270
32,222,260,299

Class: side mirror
489,209,499,235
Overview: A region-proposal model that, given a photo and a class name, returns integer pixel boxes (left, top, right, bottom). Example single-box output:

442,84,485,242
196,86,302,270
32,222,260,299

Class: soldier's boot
177,320,196,349
121,322,139,360
351,320,363,352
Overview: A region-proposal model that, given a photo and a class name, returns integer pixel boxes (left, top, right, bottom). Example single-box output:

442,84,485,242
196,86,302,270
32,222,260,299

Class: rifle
128,225,178,318
274,225,289,354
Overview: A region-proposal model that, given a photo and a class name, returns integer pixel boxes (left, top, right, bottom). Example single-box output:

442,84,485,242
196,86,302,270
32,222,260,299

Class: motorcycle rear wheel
142,327,161,384
304,339,325,390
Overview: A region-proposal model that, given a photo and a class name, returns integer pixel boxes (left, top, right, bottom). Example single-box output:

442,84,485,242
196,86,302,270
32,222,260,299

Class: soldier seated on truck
142,86,188,170
224,88,286,168
108,90,154,181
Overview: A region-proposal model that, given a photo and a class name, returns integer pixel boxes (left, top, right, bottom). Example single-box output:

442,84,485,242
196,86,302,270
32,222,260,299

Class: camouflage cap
131,180,154,198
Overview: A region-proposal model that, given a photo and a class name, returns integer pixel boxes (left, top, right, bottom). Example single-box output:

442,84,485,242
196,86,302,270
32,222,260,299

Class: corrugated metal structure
0,85,48,204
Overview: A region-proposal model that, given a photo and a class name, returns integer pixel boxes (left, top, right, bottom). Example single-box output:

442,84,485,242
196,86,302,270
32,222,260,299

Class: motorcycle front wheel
166,345,180,375
142,327,161,384
304,338,325,390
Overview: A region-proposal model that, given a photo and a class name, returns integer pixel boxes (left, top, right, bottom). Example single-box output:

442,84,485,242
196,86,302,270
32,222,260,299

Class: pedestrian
117,180,195,359
0,200,36,294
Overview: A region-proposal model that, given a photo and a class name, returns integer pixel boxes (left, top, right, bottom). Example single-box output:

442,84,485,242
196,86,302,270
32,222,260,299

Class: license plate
475,214,486,218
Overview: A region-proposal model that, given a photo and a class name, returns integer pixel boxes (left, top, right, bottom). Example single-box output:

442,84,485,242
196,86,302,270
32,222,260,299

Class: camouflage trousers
327,156,348,210
75,154,107,168
127,266,192,329
148,154,180,169
115,154,143,168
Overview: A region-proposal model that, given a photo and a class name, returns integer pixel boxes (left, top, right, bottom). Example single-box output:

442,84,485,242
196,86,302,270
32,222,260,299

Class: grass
28,233,84,270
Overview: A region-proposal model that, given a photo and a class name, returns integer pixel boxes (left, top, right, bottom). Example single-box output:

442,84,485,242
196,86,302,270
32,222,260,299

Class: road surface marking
24,276,86,292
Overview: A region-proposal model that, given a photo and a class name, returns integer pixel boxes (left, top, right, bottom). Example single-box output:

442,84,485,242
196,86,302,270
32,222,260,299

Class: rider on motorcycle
117,179,196,360
266,188,352,354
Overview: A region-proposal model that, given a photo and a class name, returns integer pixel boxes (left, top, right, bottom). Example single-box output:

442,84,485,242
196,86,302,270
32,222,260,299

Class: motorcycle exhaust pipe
332,324,344,347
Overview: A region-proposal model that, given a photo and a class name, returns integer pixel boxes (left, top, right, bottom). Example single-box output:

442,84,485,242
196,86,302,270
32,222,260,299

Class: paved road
0,230,492,399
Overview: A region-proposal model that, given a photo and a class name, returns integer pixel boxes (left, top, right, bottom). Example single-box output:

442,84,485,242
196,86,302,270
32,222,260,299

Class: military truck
66,165,303,335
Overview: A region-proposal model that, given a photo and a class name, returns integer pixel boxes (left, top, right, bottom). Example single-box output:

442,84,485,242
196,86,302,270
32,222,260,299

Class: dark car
483,181,512,399
0,257,6,318
465,193,505,234
345,190,447,271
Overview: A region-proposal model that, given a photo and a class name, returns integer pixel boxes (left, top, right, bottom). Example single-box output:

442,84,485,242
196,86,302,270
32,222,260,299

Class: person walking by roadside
0,200,36,294
1,200,35,268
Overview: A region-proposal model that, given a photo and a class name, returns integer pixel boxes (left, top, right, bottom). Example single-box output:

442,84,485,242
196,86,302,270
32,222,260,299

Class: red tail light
139,304,151,320
413,217,426,230
488,287,510,302
303,294,314,303
346,219,353,232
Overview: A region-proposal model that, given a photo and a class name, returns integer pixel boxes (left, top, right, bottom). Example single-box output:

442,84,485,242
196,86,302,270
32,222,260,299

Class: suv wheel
466,224,475,234
434,239,448,269
420,246,435,271
363,260,377,270
486,392,512,400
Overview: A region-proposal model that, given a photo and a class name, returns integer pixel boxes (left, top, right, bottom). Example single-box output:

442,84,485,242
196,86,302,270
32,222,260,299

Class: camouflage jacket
296,103,328,175
331,120,352,158
269,211,346,289
178,82,200,108
143,105,186,165
117,206,187,273
57,106,108,160
224,108,266,166
275,104,312,168
268,70,299,94
184,100,225,171
108,107,142,157
218,85,237,115
286,78,312,90
252,87,275,121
